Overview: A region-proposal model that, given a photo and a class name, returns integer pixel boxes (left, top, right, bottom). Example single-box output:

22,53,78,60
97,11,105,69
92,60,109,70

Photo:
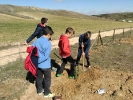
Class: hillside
93,12,133,21
0,4,99,19
0,4,133,46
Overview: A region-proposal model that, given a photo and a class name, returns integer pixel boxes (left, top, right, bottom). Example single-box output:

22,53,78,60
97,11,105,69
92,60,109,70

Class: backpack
24,46,38,77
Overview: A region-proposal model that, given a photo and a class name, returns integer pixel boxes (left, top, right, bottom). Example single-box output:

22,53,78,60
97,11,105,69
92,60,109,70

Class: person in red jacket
56,27,76,79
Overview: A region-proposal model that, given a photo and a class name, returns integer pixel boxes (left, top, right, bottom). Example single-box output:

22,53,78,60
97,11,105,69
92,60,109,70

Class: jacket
26,23,44,43
24,46,38,77
78,34,91,54
58,35,71,57
32,36,52,69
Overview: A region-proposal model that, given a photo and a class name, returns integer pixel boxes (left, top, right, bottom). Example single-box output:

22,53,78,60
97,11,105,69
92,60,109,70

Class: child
32,26,55,98
24,17,48,45
76,31,91,69
56,27,76,79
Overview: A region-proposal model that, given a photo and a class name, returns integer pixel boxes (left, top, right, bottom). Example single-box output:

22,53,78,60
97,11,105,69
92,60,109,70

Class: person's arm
26,26,41,43
85,39,91,54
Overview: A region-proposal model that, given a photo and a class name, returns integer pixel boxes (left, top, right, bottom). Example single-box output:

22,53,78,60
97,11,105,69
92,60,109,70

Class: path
0,28,130,66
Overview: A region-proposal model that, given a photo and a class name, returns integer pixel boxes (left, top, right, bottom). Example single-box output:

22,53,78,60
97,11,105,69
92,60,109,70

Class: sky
0,0,133,15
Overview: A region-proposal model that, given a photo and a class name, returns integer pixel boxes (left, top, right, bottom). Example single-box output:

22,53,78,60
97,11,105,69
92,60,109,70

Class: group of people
24,17,91,98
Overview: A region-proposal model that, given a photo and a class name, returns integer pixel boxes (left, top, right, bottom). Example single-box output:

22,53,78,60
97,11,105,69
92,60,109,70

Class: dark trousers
57,56,75,76
36,68,51,95
76,49,90,66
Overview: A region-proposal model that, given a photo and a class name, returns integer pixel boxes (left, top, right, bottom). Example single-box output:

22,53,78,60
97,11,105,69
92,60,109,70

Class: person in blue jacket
32,26,55,98
76,31,91,69
24,17,48,45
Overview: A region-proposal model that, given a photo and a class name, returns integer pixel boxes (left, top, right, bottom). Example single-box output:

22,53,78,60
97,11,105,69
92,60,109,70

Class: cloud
55,0,64,2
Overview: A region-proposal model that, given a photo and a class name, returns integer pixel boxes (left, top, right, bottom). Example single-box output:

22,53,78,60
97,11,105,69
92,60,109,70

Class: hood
59,35,68,41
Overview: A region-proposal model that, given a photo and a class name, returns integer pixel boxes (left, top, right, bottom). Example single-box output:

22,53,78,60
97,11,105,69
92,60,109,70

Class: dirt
1,28,133,100
20,66,133,100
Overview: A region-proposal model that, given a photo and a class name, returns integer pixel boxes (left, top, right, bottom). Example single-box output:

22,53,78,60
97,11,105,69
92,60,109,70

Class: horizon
0,4,133,16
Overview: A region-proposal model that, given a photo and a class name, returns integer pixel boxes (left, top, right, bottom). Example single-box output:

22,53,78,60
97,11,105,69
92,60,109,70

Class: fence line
0,27,132,66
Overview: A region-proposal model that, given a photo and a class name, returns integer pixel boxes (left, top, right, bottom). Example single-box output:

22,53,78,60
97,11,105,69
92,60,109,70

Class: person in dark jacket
24,17,48,45
76,31,91,69
56,27,76,79
32,26,55,98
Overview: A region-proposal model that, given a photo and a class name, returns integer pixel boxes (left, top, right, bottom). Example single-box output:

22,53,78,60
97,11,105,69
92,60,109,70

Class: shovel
82,42,85,71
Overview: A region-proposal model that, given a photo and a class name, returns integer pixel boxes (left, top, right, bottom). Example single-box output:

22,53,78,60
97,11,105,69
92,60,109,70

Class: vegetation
0,5,133,46
94,12,133,21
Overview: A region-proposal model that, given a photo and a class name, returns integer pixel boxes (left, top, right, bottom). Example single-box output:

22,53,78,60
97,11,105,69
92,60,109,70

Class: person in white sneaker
32,26,55,97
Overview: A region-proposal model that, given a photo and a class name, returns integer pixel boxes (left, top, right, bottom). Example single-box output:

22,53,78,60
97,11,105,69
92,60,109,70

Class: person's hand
81,43,84,48
23,41,28,46
82,52,85,56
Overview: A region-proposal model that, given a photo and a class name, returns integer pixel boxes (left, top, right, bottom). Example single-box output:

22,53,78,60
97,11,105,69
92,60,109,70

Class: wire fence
0,27,133,66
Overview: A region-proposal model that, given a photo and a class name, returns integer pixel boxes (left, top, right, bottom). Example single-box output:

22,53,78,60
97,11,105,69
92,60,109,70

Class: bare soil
20,66,133,100
0,28,133,100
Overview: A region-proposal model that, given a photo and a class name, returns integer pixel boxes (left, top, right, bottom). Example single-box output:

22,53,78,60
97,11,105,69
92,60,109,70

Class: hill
93,12,133,21
0,4,133,46
0,4,99,19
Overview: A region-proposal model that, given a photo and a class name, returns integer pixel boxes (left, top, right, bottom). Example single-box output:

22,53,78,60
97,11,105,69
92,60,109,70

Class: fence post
99,31,103,45
97,31,103,45
97,31,100,45
112,29,115,41
122,28,125,37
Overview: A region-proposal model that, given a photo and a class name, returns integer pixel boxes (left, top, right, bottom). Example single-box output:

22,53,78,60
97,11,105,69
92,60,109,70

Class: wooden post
82,42,85,71
123,28,125,37
97,31,100,45
112,29,115,41
99,31,103,45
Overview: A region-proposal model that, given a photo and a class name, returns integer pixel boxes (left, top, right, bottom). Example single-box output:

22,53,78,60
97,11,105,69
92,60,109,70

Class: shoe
44,93,55,98
38,89,44,95
56,74,61,77
69,76,74,79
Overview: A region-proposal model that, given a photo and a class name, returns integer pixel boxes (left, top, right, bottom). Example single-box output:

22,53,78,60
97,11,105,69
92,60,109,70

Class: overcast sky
0,0,133,15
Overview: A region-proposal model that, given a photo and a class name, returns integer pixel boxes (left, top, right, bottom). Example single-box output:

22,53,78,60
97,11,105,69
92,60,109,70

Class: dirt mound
20,66,133,100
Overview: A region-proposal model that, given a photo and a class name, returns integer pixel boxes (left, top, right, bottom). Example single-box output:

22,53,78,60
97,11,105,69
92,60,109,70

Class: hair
43,26,54,35
41,17,48,24
65,27,75,34
84,31,91,36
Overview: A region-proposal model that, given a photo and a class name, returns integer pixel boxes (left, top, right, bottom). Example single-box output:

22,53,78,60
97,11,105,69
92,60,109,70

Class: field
0,5,133,100
0,5,133,46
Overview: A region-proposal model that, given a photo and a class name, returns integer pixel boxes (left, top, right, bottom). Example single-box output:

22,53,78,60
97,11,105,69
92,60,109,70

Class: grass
0,58,29,100
0,10,133,46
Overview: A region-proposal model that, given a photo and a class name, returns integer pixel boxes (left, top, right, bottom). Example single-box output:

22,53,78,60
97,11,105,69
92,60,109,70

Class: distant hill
0,4,100,20
93,12,133,22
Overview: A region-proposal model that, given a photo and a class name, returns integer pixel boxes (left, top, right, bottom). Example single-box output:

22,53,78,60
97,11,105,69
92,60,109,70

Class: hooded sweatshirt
26,23,44,43
58,35,71,58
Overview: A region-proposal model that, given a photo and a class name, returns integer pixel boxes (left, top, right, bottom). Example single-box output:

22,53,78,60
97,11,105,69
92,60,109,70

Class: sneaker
56,74,61,77
69,76,74,79
38,89,44,95
44,93,55,98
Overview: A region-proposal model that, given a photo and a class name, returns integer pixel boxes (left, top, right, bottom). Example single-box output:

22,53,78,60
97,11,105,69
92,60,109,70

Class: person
24,17,48,45
32,26,55,98
76,31,91,69
56,27,76,79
